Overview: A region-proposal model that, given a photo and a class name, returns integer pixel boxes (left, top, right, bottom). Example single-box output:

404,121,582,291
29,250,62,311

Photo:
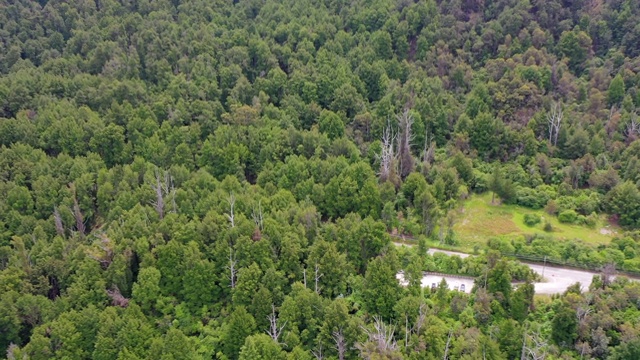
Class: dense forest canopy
2,0,640,359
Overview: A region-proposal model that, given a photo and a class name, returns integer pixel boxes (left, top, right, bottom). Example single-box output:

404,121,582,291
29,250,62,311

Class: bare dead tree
251,200,264,230
314,263,323,294
356,316,398,355
404,315,409,348
6,343,21,360
150,170,175,219
443,329,453,360
68,183,86,236
303,268,307,288
575,341,592,360
566,161,584,189
423,129,436,170
377,121,396,183
333,328,347,360
547,102,563,146
106,285,129,308
521,326,548,360
311,342,325,360
251,200,264,241
53,206,65,237
521,327,527,360
576,304,592,324
226,192,236,228
600,263,617,288
397,109,415,179
624,113,639,141
87,233,115,270
412,303,427,336
227,248,238,288
266,304,287,345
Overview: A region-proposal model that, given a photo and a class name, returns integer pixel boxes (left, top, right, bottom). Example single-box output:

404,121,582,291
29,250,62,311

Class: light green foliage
608,74,626,106
523,213,541,226
239,334,286,360
222,306,257,360
318,110,345,140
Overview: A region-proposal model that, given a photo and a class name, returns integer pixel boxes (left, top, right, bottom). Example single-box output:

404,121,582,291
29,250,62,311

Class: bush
558,209,578,223
516,186,556,209
523,213,542,226
576,215,587,226
545,200,558,215
584,213,598,228
543,222,553,232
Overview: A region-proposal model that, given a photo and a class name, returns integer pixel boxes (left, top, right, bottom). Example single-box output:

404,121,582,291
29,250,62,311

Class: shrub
524,213,542,226
545,200,558,215
558,209,578,223
543,222,553,232
576,215,587,226
584,213,598,228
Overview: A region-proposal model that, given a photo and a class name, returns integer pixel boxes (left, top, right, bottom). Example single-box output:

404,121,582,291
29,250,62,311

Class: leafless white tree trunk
303,268,307,288
333,328,347,360
227,249,238,288
522,326,548,360
53,206,65,237
356,316,398,354
404,316,409,348
150,170,175,219
251,200,264,230
397,109,415,179
423,129,435,169
266,304,287,345
377,122,396,183
68,183,86,236
547,102,563,146
314,263,323,294
624,112,639,140
311,342,325,360
412,303,427,336
443,329,453,360
600,263,617,288
226,193,236,228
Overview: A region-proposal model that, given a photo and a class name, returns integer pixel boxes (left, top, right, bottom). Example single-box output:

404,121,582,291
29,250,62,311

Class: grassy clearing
452,193,619,250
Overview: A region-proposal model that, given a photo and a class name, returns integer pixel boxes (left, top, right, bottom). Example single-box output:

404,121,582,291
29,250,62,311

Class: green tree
470,113,503,160
362,255,401,321
279,282,325,349
551,302,578,347
222,306,257,360
605,181,640,228
558,30,591,74
132,267,161,313
608,74,625,106
149,328,199,360
318,110,345,140
239,334,286,360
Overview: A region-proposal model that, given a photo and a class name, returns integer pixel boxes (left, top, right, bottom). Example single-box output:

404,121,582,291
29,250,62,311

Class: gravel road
394,242,613,294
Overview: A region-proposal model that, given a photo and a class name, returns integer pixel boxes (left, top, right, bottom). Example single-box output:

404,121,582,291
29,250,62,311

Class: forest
2,0,640,358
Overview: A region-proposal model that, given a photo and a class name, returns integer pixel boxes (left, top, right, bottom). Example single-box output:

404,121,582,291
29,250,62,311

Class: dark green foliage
523,213,541,226
488,166,516,204
318,110,345,140
605,182,640,228
1,0,640,358
551,302,578,346
222,307,257,360
362,255,400,321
